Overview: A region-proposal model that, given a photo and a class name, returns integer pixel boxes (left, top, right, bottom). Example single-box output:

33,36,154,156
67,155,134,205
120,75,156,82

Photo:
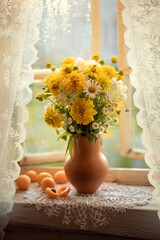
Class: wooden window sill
4,185,160,240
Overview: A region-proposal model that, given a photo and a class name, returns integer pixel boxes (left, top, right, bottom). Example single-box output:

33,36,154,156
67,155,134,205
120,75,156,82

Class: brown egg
16,175,31,190
36,172,53,184
26,170,37,182
41,177,55,190
54,170,68,184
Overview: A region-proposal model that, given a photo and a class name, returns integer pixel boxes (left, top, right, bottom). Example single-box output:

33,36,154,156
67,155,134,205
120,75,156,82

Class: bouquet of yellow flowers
37,55,128,154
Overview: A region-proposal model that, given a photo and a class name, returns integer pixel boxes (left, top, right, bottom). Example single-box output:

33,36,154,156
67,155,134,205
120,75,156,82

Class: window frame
22,0,146,181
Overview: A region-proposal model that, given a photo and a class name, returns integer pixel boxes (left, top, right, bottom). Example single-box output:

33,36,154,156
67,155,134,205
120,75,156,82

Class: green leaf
57,132,69,141
76,135,80,153
94,134,98,143
65,136,72,156
88,135,94,147
69,138,73,158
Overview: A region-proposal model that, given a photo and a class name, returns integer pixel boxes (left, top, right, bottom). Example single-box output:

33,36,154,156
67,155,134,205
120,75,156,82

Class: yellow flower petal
70,98,97,125
44,108,63,129
64,71,86,93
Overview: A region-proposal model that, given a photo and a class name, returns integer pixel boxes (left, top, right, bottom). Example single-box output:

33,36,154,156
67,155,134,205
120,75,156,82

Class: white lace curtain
121,0,160,218
0,0,42,237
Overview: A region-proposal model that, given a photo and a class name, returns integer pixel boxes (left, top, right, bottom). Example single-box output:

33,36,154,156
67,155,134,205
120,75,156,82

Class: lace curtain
121,0,160,219
0,0,42,237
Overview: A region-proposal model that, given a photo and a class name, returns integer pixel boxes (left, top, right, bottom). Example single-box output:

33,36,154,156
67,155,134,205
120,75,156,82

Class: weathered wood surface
4,188,160,240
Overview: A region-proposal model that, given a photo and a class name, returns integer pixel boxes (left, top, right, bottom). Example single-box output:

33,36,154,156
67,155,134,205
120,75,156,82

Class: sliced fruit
45,187,59,198
54,170,68,184
57,185,70,197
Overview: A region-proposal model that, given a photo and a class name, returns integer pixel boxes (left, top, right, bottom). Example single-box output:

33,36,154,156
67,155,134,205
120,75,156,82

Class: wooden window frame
21,0,148,185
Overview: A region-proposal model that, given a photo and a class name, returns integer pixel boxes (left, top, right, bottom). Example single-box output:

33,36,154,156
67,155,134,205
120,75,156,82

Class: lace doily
25,183,152,230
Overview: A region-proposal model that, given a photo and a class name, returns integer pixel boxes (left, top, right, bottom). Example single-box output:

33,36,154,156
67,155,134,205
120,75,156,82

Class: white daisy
67,118,72,125
102,107,108,115
69,125,75,132
83,80,101,99
92,122,99,129
99,126,104,133
107,104,112,110
106,116,112,122
109,106,116,113
104,122,110,129
112,117,119,125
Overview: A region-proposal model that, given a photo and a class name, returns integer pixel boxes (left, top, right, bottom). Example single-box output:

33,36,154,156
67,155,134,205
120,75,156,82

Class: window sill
5,185,160,240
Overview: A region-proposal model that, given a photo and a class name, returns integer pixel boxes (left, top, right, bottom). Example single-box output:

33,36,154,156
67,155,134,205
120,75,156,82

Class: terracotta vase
64,134,109,194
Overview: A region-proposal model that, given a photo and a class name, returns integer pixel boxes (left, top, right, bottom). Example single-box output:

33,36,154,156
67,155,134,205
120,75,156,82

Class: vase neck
72,135,101,156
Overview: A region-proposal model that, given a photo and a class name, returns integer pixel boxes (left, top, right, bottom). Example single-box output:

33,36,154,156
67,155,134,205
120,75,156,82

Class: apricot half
54,170,68,184
37,172,53,184
57,185,70,197
45,187,59,198
16,175,31,190
41,177,55,190
26,170,37,182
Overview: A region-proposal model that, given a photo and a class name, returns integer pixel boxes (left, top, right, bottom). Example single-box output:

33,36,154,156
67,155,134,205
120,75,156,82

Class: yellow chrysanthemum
70,98,97,125
95,73,111,90
64,71,86,93
82,65,102,78
61,57,75,65
92,54,100,61
45,73,63,96
60,63,74,77
44,108,63,129
102,65,118,79
111,56,118,63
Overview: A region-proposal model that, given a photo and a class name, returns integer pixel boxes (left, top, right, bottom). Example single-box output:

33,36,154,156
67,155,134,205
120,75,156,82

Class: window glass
32,0,91,69
25,82,67,155
25,0,147,168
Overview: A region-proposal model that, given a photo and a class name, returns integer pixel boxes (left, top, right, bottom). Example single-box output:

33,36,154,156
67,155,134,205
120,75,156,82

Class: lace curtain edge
120,0,160,218
0,0,42,217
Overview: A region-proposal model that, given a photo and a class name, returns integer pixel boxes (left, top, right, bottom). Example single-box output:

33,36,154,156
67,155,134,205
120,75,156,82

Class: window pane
25,0,147,168
100,0,147,168
32,0,91,69
100,0,118,61
25,82,67,155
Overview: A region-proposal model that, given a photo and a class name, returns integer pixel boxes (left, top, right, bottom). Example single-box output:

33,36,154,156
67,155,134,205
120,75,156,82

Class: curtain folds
121,0,160,219
0,0,42,237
